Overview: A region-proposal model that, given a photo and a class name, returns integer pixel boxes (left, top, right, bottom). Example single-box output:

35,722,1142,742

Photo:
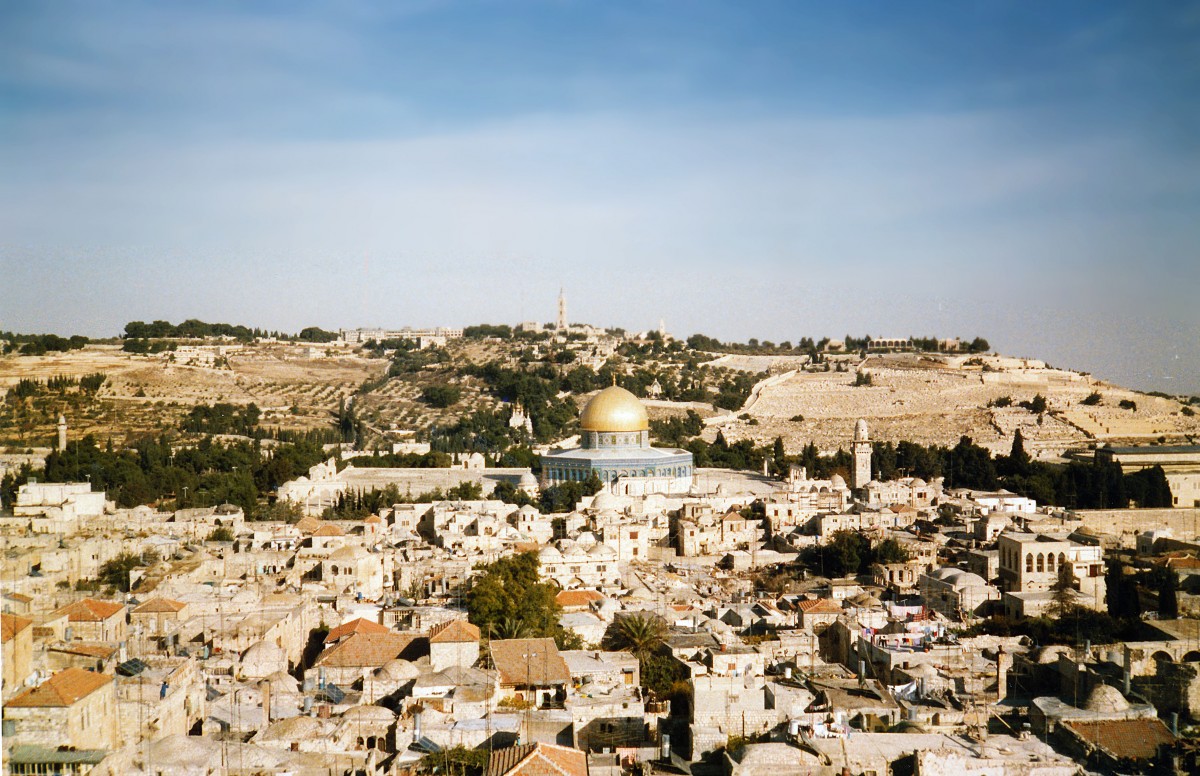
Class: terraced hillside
704,353,1199,458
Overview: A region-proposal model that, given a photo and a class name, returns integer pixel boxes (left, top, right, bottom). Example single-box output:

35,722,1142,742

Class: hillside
1,340,1196,459
703,352,1199,458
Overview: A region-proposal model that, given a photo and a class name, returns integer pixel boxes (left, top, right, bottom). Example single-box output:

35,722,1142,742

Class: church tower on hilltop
851,419,872,490
556,288,567,331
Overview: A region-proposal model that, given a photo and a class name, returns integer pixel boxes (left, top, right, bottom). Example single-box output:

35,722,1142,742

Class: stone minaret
851,419,871,490
57,414,67,450
557,288,567,331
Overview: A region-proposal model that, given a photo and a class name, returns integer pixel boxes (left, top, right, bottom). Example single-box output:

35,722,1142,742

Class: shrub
1119,399,1137,411
1019,394,1047,414
207,526,235,542
1081,392,1102,406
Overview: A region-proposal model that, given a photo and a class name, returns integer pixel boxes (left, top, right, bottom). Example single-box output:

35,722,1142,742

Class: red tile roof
5,668,111,708
314,631,416,668
429,619,480,644
555,590,604,609
324,617,390,643
52,598,125,622
486,742,588,776
131,597,187,614
1061,717,1176,762
49,643,119,659
489,638,570,686
1,613,33,643
797,598,843,614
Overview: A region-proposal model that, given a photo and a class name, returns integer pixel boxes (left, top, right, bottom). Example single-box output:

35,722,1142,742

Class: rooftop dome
1084,683,1130,713
580,386,649,432
591,490,620,511
1037,645,1071,664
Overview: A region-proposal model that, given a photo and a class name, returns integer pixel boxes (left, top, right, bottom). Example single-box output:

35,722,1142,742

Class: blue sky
2,1,1198,392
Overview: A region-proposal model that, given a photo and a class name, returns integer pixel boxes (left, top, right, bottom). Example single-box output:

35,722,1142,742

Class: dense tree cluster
124,319,258,340
181,402,261,436
649,411,705,447
1,332,90,355
799,531,911,578
866,432,1175,509
686,430,766,471
420,385,461,408
684,333,988,355
122,319,338,343
296,327,338,342
462,324,514,339
4,433,329,516
465,553,577,647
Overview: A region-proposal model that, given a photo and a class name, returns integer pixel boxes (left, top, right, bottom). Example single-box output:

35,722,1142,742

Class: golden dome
579,386,649,432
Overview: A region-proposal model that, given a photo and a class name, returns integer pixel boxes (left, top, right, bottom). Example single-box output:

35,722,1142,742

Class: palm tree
603,613,668,658
492,617,532,640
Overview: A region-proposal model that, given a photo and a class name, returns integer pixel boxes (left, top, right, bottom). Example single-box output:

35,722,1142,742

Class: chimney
858,660,866,686
996,645,1007,701
1123,645,1132,695
1170,712,1179,737
260,679,271,723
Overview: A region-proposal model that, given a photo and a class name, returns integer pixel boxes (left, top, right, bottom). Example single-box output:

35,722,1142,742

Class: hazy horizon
2,2,1197,394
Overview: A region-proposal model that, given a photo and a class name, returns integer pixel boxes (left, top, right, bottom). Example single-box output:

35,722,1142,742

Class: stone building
1095,444,1200,508
428,619,481,672
918,567,1001,620
130,597,190,637
53,598,127,643
2,613,34,698
3,668,120,751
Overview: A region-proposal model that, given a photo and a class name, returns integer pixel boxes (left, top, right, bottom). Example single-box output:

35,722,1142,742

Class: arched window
1047,553,1055,571
1026,554,1033,572
1059,553,1066,568
1036,554,1045,572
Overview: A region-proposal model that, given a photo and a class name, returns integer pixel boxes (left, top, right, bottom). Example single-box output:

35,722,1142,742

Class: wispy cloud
1,1,1198,391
